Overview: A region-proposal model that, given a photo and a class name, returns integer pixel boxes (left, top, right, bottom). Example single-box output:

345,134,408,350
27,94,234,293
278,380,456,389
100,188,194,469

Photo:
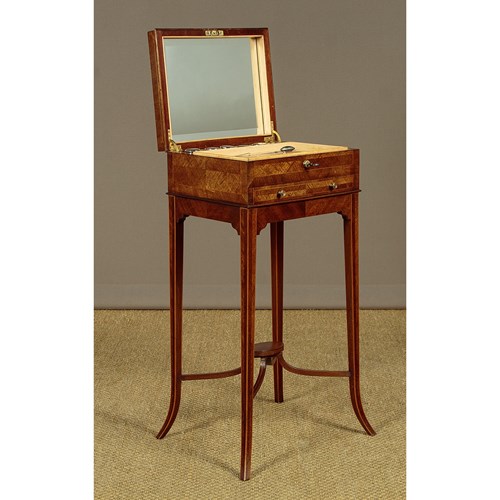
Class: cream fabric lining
192,142,349,162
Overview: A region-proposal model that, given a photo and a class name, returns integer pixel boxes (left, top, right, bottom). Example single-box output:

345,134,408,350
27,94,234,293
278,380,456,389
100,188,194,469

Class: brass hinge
167,130,182,153
264,122,282,144
205,29,224,36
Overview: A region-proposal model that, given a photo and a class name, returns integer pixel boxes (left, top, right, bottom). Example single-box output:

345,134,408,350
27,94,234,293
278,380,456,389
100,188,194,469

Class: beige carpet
95,310,405,499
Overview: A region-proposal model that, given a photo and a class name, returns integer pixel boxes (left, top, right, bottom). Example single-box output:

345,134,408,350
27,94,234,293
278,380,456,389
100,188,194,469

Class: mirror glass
163,37,268,142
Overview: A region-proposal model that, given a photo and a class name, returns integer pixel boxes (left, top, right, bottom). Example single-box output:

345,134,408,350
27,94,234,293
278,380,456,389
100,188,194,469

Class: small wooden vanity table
148,28,375,481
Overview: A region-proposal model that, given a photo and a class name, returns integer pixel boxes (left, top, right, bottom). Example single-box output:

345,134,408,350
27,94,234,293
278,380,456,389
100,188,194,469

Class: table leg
343,193,376,436
157,196,184,439
270,221,284,403
239,208,257,480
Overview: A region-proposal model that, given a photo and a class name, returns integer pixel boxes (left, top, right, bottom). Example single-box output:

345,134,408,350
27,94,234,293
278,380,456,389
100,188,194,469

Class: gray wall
95,0,405,309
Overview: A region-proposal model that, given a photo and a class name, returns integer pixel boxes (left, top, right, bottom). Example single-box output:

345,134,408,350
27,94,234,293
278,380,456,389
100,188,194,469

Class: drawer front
249,150,356,188
251,175,356,205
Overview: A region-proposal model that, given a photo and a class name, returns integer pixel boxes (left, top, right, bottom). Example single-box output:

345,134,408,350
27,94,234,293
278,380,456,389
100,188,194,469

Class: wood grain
155,191,376,480
343,193,376,436
148,28,277,152
167,148,359,207
270,222,284,403
156,196,184,439
147,31,167,151
150,28,374,483
251,176,355,204
239,208,257,481
174,195,241,233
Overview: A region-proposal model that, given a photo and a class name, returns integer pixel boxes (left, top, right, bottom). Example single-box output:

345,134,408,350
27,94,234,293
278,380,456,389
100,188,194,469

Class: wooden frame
156,193,376,481
148,28,277,152
148,27,375,481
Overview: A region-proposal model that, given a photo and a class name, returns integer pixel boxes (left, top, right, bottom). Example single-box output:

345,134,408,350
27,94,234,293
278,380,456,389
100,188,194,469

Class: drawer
251,175,356,205
249,150,356,188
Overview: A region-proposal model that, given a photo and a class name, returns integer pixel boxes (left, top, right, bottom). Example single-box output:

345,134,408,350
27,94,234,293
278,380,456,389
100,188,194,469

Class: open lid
148,28,279,152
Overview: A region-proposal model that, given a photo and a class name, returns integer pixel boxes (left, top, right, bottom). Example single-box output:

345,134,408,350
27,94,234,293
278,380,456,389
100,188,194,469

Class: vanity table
148,28,375,481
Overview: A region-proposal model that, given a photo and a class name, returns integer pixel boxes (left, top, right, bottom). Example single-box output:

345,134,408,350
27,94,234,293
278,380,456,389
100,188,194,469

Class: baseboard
95,284,405,309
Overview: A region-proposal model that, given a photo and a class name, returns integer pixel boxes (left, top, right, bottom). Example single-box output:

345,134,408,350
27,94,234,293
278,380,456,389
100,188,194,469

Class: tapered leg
270,221,284,403
157,196,184,439
343,194,376,436
239,208,257,480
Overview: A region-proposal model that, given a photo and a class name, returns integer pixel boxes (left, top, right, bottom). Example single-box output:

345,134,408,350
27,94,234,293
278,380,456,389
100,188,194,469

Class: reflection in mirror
163,37,268,142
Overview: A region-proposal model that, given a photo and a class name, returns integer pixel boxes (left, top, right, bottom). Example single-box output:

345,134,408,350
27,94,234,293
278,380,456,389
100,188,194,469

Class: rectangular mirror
148,29,276,151
164,38,263,142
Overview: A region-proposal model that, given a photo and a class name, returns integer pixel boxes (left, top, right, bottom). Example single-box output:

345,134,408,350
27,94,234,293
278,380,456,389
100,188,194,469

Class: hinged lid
148,28,278,152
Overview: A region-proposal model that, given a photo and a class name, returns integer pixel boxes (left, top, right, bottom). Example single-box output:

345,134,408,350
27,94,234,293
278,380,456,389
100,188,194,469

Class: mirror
163,36,271,143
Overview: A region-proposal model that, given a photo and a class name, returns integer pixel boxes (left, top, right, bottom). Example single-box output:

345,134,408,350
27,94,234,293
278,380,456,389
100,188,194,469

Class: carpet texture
95,310,405,499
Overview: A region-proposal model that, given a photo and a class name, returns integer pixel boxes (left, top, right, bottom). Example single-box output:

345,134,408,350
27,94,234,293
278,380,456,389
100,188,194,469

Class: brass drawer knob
303,160,320,169
328,182,338,190
277,189,287,199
